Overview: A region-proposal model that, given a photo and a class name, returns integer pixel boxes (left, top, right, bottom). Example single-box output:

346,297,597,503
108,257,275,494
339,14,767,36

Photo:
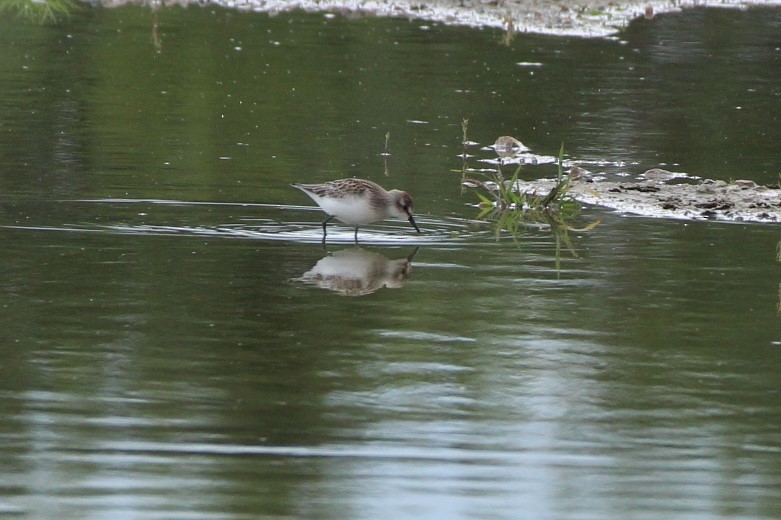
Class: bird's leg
321,215,334,243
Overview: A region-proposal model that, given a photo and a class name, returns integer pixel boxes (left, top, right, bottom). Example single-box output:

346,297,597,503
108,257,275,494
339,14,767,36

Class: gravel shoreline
98,0,781,36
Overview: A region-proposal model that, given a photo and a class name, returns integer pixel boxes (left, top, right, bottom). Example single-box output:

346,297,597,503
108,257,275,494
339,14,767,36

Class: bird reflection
293,247,419,296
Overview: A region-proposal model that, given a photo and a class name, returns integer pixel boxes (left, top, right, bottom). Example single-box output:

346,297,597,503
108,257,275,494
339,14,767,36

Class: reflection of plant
0,0,79,23
501,13,516,46
466,143,599,253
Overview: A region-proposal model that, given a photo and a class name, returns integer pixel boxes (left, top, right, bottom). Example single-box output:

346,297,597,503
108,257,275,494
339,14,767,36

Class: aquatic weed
0,0,79,23
467,142,599,247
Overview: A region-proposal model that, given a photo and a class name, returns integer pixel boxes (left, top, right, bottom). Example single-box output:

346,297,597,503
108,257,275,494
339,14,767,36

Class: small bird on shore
493,135,530,157
291,178,421,242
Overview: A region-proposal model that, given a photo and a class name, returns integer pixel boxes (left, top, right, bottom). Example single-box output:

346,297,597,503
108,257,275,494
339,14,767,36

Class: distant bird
493,135,530,157
291,178,420,242
567,165,593,182
639,168,698,182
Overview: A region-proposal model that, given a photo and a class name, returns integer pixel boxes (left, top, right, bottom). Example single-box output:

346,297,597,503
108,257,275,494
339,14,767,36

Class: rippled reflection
292,247,418,296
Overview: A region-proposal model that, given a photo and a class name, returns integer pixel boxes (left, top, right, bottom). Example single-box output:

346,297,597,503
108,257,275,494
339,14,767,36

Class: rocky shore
503,173,781,223
96,0,781,36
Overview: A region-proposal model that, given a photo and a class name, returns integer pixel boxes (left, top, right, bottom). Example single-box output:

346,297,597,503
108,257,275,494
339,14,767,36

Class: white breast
315,196,383,226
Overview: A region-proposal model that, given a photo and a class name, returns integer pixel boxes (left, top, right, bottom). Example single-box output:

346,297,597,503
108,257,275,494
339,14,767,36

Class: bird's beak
408,214,421,233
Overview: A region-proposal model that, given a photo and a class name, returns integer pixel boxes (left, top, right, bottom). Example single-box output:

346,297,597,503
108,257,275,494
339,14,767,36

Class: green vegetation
0,0,79,23
470,144,595,234
459,130,599,259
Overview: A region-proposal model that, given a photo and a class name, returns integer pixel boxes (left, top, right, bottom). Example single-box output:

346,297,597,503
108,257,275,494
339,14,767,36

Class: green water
1,5,780,519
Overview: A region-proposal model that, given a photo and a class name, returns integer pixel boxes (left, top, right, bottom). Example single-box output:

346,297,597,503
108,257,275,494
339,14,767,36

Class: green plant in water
501,13,515,46
461,118,469,150
469,143,599,251
458,118,470,192
382,130,391,176
0,0,79,23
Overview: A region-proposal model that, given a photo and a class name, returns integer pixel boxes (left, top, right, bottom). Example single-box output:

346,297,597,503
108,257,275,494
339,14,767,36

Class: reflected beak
408,214,421,233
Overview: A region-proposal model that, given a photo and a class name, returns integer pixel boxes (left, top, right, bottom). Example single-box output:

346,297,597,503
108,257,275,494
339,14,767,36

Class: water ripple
83,440,607,467
4,198,493,246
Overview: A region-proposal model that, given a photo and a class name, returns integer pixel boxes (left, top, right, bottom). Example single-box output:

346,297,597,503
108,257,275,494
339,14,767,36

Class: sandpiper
291,178,421,241
493,136,530,157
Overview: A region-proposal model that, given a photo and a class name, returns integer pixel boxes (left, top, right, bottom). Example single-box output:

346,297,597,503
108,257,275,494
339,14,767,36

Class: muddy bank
475,171,781,224
93,0,781,37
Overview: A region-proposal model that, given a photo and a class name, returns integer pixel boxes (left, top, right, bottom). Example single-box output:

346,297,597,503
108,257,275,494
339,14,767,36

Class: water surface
1,5,781,519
